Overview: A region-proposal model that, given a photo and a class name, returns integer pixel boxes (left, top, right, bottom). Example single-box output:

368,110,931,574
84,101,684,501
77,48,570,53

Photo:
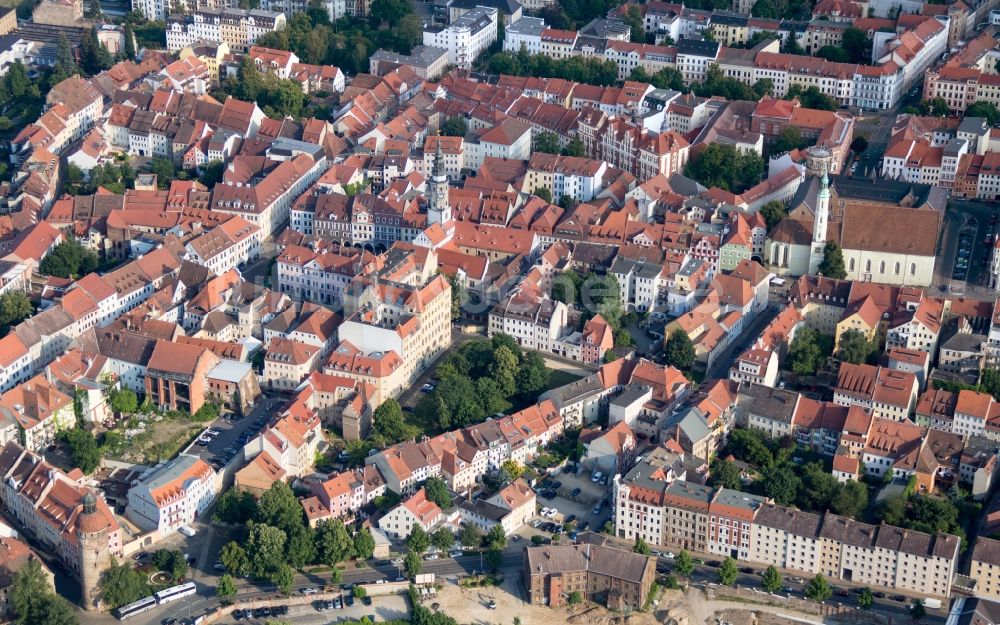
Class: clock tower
428,137,451,226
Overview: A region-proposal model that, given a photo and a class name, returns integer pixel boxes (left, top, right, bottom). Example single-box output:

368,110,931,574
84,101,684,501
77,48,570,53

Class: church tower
77,492,111,611
428,138,451,226
808,146,832,275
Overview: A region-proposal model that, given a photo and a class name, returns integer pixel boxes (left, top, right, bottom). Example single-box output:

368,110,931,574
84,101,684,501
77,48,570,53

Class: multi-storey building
422,6,498,69
165,8,286,51
126,454,220,535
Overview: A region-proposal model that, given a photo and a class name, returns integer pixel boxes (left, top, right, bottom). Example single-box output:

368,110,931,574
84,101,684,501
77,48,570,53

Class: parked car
300,587,318,595
424,554,439,561
570,487,581,497
591,471,603,483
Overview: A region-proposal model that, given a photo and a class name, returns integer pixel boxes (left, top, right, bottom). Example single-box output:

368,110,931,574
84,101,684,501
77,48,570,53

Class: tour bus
114,596,157,620
154,582,197,605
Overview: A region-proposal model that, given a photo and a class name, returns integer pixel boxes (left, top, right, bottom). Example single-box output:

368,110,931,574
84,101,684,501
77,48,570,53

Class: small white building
378,487,442,539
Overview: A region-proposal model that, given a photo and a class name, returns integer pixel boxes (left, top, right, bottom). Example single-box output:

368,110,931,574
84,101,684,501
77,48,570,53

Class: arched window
910,263,917,276
849,258,855,272
865,259,871,273
879,261,886,274
894,262,901,275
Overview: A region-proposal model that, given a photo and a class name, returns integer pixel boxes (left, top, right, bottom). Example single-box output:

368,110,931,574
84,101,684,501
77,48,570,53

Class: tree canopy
39,239,99,278
684,143,764,193
11,560,78,625
818,240,847,279
663,328,696,370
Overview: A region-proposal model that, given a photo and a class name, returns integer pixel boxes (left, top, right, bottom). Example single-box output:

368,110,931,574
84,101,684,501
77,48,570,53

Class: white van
178,525,196,538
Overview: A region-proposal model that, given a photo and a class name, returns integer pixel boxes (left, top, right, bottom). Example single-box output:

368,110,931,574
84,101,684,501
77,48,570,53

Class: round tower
805,145,833,178
77,492,111,611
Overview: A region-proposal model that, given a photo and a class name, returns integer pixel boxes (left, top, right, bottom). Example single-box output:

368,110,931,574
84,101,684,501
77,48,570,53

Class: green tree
10,560,78,625
246,524,287,579
50,34,79,85
213,489,257,524
486,524,507,551
407,525,430,554
632,536,651,555
567,590,584,605
285,524,316,567
911,599,926,621
663,328,696,370
123,22,136,60
39,239,99,278
440,116,468,137
99,560,149,609
787,327,830,375
533,186,552,203
423,477,452,509
273,563,295,594
708,458,741,490
816,45,849,63
841,26,871,64
216,574,237,603
315,519,354,566
981,368,1000,400
220,541,250,577
0,291,32,327
858,587,873,609
761,565,782,593
752,0,779,16
805,574,832,602
109,388,138,414
818,240,847,279
353,527,376,561
683,142,764,193
875,494,908,526
533,131,561,155
256,481,304,533
404,550,422,578
460,523,482,549
353,585,368,598
561,137,585,157
772,126,809,154
373,399,408,444
624,4,644,42
718,557,738,586
759,201,786,231
759,466,801,505
370,0,410,25
838,329,876,364
432,527,455,552
62,428,102,474
515,352,550,399
489,344,519,396
967,101,1000,125
149,157,176,189
500,459,524,482
921,97,949,117
330,568,343,585
850,136,869,154
674,550,694,578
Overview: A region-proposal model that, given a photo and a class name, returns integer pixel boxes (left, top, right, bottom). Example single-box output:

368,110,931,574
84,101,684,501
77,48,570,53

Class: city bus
155,582,197,605
114,596,157,620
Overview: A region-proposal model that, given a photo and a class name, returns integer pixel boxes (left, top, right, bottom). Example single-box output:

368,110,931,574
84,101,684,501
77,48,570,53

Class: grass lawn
546,369,583,391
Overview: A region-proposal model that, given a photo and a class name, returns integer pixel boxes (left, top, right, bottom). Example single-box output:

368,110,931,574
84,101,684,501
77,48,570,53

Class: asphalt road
704,301,781,380
80,548,528,625
658,557,945,623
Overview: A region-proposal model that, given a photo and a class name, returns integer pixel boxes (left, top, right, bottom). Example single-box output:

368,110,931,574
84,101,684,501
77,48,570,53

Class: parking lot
222,592,409,625
522,465,614,537
183,395,284,470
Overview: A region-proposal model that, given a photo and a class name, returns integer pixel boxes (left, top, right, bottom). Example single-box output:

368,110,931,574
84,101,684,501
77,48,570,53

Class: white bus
114,596,157,620
155,582,197,604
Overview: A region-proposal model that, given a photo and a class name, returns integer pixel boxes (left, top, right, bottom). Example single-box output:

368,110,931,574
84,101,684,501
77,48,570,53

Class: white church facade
765,147,945,288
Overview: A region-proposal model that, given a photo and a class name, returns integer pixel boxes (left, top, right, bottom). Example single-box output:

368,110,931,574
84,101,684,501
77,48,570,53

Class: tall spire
432,132,445,180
